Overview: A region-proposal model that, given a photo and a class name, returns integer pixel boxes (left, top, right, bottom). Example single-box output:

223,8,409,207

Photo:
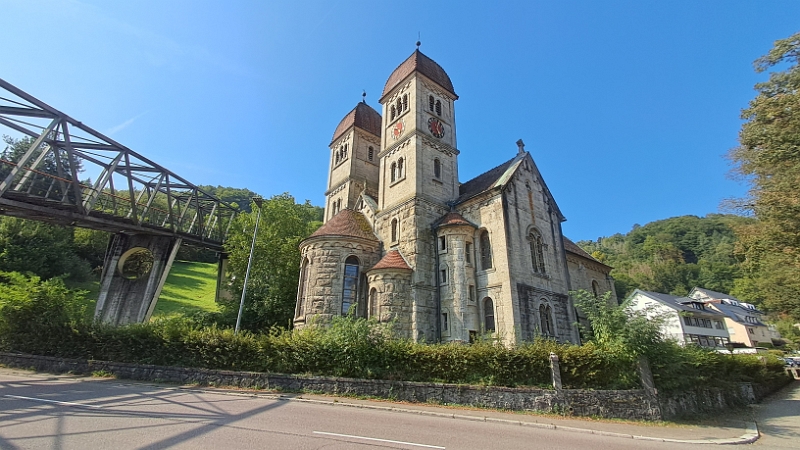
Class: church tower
324,99,382,222
373,46,461,341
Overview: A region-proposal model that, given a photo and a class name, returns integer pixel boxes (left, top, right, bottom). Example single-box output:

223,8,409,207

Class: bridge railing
0,78,238,248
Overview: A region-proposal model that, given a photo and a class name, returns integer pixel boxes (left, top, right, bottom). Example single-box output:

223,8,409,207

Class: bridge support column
94,233,182,325
215,253,234,303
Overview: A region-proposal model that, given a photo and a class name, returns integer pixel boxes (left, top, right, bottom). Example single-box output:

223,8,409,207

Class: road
753,381,800,449
0,369,797,449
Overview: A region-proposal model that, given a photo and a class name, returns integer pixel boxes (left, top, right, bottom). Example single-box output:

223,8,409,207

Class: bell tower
324,97,382,222
377,44,460,212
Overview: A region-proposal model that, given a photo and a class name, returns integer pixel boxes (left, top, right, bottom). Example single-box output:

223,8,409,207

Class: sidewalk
751,381,800,448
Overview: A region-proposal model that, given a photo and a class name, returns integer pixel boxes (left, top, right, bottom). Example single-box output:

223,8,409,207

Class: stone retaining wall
1,352,790,421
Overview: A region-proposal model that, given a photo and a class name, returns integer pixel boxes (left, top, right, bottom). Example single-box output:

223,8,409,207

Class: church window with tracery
529,229,546,274
435,99,442,116
480,230,493,270
342,256,360,315
397,158,405,178
391,105,396,121
391,162,397,182
402,94,408,112
429,95,435,112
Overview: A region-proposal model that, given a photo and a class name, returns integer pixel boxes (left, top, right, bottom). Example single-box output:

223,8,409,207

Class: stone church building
293,48,615,345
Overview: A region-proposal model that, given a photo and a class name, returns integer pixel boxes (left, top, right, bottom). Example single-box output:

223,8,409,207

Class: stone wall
0,352,661,421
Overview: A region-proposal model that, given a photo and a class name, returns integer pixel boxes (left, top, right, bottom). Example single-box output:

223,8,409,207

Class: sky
1,0,799,242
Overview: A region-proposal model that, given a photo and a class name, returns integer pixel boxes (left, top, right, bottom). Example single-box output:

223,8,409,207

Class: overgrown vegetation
0,274,787,394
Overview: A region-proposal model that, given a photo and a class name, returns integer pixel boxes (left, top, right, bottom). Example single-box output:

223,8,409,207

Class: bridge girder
0,78,239,250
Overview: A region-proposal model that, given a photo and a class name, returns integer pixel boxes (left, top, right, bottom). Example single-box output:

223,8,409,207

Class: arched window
369,287,377,319
480,230,492,270
391,105,396,120
296,258,309,318
484,298,496,332
539,303,553,336
342,256,360,315
429,95,435,112
434,158,441,178
435,99,442,116
592,280,600,299
529,229,546,274
402,94,408,111
391,162,397,182
396,99,402,115
397,158,404,178
391,218,398,242
368,146,374,161
343,143,348,159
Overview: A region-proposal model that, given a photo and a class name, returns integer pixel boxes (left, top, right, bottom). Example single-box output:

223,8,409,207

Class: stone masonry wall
0,352,660,421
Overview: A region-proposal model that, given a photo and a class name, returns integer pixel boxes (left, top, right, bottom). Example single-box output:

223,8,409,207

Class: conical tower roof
331,102,382,144
380,50,457,102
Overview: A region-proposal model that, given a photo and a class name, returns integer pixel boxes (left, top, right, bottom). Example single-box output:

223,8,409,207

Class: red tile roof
370,250,412,271
331,102,382,144
307,209,378,242
381,50,457,102
436,211,474,228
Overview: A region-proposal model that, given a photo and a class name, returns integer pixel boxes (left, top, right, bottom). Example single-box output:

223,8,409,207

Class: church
293,47,615,345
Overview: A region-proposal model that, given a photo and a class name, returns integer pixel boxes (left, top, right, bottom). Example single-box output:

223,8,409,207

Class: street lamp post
235,196,263,335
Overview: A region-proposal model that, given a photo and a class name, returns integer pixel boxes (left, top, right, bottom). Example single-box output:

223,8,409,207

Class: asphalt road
0,370,790,450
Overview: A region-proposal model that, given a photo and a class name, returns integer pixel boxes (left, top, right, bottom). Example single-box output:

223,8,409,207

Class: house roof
331,102,382,145
435,211,475,228
381,49,457,102
306,209,378,242
370,250,412,271
634,290,725,316
690,287,765,314
708,302,769,327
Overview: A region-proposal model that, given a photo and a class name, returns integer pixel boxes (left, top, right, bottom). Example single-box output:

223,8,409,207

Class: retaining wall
0,352,790,421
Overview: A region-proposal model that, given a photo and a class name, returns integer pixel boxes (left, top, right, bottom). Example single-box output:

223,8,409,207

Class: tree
221,193,322,331
728,31,800,319
0,217,91,280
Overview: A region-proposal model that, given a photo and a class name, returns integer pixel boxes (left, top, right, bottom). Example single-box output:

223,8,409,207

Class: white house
627,289,731,348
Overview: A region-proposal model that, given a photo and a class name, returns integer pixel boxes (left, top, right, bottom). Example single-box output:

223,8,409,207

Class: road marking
313,431,445,449
4,395,102,409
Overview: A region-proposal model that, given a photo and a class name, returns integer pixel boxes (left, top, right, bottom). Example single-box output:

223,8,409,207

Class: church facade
293,49,615,345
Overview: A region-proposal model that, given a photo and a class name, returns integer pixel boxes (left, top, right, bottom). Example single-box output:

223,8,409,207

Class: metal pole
235,197,263,334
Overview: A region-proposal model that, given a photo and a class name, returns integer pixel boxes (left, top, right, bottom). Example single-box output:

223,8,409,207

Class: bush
0,278,788,392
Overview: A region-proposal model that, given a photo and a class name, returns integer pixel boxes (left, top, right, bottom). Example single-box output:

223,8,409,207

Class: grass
153,261,220,316
64,260,220,319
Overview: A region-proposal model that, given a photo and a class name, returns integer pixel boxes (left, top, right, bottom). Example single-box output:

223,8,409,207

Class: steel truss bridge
0,78,238,251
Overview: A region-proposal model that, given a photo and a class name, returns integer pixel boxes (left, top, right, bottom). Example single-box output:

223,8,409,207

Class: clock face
428,117,445,138
392,120,405,140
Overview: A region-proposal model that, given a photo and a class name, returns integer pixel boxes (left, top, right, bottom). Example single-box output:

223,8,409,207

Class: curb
128,380,760,445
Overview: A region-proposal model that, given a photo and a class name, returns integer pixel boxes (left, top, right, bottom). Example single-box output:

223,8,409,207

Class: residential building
627,289,730,348
688,288,771,347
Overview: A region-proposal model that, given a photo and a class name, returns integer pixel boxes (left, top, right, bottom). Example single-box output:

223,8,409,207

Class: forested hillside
577,214,753,300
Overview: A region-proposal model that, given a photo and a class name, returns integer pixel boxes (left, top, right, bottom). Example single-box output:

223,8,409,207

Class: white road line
313,431,445,449
4,395,102,409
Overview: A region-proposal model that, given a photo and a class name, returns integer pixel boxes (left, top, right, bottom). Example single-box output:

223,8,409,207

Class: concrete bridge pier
94,233,182,326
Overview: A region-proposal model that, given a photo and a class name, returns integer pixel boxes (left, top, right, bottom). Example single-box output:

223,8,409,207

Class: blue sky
1,0,798,241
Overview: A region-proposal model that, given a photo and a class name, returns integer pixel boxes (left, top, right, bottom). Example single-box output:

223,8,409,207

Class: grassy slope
66,261,220,319
153,261,220,316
